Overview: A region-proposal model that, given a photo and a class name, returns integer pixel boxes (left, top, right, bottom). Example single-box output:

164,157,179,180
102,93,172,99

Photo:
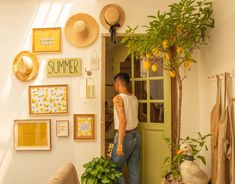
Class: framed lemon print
14,119,51,151
32,27,61,53
29,84,69,115
74,114,95,140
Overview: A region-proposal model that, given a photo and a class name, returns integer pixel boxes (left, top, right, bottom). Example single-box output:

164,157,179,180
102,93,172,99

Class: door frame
100,33,176,157
101,33,127,156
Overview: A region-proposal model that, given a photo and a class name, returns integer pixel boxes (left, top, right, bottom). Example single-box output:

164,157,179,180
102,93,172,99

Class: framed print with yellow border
32,27,61,53
74,114,95,140
14,119,51,151
29,84,69,115
56,120,69,137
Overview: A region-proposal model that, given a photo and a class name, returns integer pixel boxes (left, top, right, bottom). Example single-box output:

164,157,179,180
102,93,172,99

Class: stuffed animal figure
177,142,209,184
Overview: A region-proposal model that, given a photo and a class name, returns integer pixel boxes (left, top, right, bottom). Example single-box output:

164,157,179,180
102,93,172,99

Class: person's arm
113,95,126,157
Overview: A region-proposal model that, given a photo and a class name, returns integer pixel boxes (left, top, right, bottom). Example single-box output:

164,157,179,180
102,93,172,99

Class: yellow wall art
74,114,95,140
29,84,69,115
14,119,51,151
32,27,61,53
47,58,82,77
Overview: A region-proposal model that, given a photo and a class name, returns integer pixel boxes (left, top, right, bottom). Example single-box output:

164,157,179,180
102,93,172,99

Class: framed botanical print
74,114,95,140
56,120,69,137
29,84,69,115
32,27,61,53
14,119,51,151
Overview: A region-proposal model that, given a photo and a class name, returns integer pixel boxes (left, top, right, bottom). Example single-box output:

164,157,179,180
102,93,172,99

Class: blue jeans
111,130,140,184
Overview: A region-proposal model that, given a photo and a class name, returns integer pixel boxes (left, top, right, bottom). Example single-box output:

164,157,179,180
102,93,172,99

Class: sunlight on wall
0,1,73,183
44,3,63,26
57,3,73,27
0,150,12,184
34,58,47,84
0,74,12,100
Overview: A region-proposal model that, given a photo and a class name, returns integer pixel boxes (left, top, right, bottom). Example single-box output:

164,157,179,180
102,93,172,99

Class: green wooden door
120,56,171,184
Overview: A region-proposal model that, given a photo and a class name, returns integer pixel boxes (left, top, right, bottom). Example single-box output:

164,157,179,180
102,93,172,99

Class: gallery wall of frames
12,13,101,151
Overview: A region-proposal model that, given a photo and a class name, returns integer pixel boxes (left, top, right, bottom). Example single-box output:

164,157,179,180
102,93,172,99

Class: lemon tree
122,0,214,149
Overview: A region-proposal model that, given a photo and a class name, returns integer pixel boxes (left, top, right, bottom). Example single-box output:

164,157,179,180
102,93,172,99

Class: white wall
0,0,183,184
198,0,235,176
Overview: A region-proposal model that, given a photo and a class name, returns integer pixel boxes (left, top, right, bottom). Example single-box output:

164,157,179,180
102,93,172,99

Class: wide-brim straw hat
13,51,39,82
100,4,125,30
64,13,99,48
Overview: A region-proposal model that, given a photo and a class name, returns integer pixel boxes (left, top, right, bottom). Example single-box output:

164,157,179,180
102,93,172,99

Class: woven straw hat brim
64,13,99,48
100,4,125,30
13,51,39,82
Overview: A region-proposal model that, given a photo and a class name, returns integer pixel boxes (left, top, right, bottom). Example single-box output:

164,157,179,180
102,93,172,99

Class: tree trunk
172,68,183,155
176,75,183,146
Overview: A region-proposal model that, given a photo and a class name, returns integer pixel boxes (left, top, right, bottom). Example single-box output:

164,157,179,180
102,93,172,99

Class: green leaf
197,155,206,165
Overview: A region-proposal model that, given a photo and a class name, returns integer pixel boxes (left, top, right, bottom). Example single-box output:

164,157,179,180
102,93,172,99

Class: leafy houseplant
81,156,122,184
161,132,211,183
122,0,214,149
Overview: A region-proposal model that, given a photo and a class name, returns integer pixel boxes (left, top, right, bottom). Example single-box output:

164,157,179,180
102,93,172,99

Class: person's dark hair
114,72,130,88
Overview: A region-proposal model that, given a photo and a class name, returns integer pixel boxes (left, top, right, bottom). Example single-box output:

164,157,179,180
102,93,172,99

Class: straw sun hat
100,4,125,30
13,51,39,82
64,13,99,48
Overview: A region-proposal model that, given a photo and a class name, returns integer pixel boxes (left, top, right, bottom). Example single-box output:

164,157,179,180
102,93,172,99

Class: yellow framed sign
47,58,82,77
14,119,51,151
74,114,95,140
32,27,61,53
29,84,69,115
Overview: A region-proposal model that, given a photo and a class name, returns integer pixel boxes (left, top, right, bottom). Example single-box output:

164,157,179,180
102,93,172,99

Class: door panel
141,126,166,184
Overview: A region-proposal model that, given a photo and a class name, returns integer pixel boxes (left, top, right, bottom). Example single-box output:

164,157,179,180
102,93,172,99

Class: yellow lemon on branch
176,47,184,55
164,53,171,61
170,71,176,78
143,60,151,69
163,40,169,49
151,64,158,72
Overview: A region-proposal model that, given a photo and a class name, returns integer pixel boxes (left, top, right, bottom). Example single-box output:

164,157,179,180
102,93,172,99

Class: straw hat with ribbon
13,51,39,82
100,4,125,43
64,13,99,48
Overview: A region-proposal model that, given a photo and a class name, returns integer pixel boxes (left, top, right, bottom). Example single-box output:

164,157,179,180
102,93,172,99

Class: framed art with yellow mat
32,27,61,53
14,119,51,151
29,84,69,115
13,51,39,82
74,114,95,140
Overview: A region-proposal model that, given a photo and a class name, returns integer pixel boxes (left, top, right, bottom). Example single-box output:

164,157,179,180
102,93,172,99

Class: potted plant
122,0,214,149
161,132,211,183
81,156,122,184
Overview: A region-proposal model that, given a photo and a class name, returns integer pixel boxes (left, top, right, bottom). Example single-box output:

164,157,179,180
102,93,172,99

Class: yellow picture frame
14,119,51,151
74,114,95,140
29,84,69,115
32,27,61,53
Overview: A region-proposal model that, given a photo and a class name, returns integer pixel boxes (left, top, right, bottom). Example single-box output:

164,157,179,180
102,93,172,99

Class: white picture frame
56,120,69,137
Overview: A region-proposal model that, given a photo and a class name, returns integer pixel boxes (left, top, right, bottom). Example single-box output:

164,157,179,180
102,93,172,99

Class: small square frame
74,114,95,140
56,120,69,137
